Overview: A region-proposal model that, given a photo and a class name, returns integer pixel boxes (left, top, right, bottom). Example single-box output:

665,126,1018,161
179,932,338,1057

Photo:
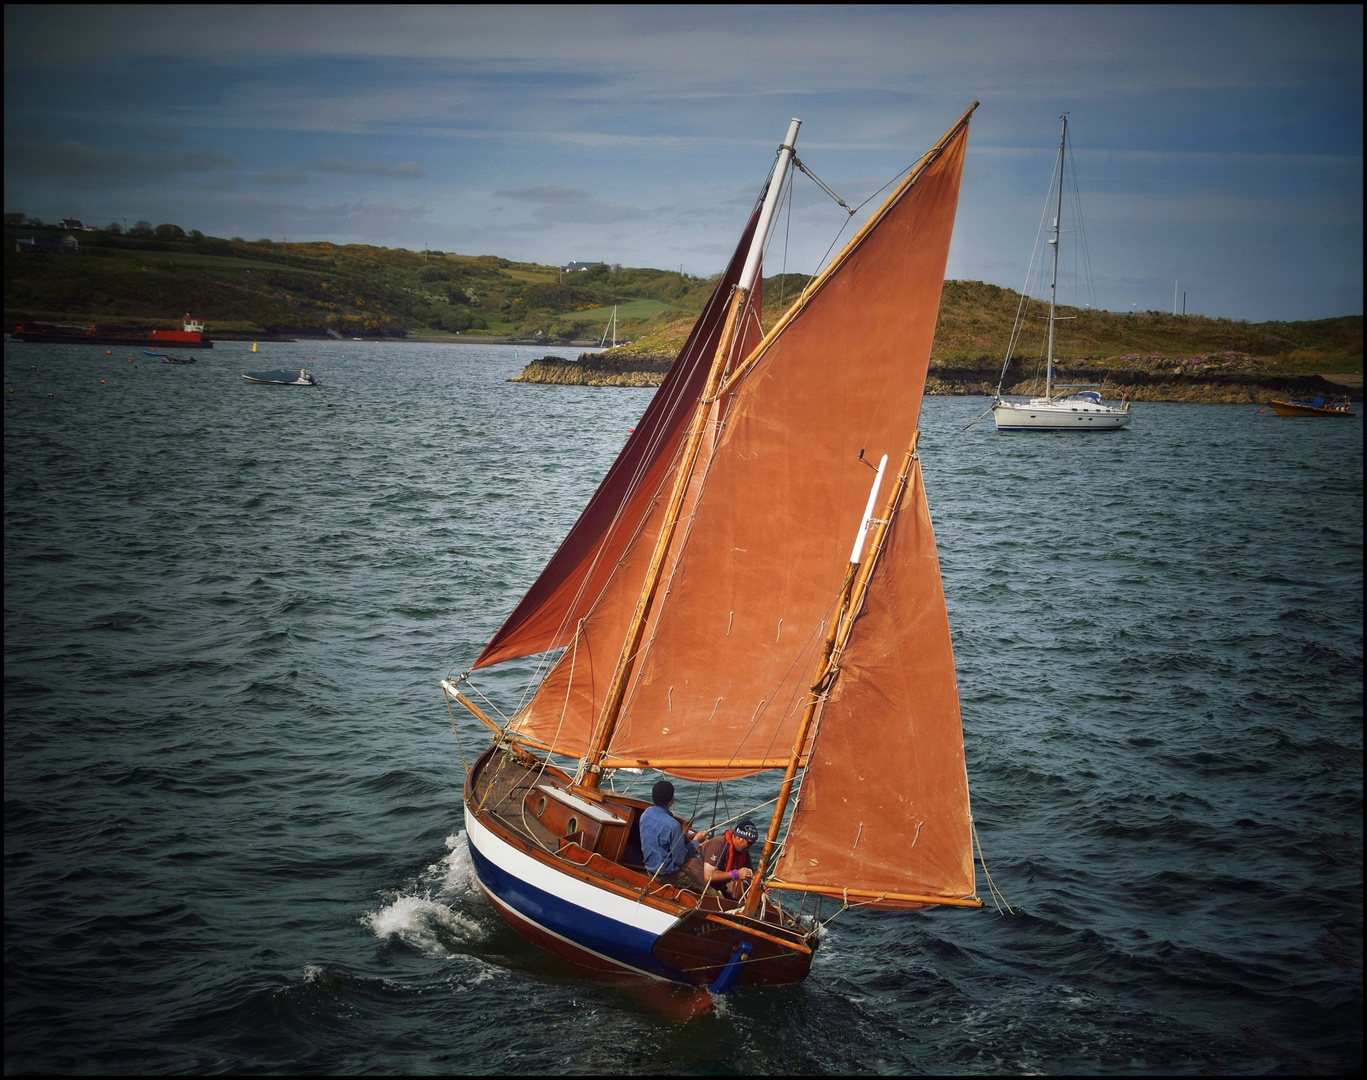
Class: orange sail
769,458,975,906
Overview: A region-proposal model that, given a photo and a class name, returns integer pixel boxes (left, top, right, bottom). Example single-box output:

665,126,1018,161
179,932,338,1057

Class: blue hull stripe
467,838,679,980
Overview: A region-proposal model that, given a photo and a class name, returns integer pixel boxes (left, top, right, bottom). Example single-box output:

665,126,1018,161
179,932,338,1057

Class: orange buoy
100,379,107,384
106,350,112,355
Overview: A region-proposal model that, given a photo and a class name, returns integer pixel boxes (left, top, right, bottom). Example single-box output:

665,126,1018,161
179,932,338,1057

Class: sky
4,5,1362,322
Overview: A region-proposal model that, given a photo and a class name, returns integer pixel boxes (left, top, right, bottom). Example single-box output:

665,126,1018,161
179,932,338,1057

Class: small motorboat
160,355,196,365
242,368,318,387
1269,397,1355,417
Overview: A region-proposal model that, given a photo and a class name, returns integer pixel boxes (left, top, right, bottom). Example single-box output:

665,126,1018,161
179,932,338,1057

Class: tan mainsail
507,111,973,785
769,458,975,906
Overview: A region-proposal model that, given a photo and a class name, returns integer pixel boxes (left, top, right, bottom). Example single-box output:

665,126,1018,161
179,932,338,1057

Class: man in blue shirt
639,780,705,888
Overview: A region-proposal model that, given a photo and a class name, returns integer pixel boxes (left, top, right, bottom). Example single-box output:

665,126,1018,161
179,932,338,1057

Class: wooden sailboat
991,116,1131,432
445,105,984,990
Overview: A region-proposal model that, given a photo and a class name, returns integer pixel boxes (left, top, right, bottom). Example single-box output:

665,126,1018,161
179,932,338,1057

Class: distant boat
1269,397,1355,417
599,305,619,349
160,355,196,365
242,368,318,386
989,117,1130,432
13,315,213,349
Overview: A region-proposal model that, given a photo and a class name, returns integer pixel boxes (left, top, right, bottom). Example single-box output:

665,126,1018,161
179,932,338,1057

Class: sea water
4,340,1361,1073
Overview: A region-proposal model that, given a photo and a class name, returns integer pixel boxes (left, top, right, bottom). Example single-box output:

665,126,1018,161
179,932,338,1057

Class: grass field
115,250,328,274
573,298,690,323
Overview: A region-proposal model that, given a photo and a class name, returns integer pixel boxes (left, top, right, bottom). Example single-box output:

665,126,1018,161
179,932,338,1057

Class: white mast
1045,114,1066,403
599,305,619,350
577,118,802,789
738,118,802,295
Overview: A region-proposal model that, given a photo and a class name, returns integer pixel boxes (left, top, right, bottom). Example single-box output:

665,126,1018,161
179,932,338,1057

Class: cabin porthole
535,795,547,818
566,816,579,836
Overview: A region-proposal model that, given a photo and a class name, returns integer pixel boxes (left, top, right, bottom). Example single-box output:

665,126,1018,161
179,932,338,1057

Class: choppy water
4,339,1361,1074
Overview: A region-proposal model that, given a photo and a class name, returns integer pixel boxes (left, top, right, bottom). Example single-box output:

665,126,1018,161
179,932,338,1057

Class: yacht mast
1045,115,1066,402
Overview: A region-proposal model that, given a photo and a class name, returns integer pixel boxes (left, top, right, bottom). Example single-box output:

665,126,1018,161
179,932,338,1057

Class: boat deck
465,743,817,986
467,746,732,914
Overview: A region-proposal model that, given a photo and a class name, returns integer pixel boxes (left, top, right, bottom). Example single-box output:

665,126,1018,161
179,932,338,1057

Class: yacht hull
992,402,1131,431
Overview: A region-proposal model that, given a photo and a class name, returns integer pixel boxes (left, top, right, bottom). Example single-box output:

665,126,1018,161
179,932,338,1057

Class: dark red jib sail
472,206,764,670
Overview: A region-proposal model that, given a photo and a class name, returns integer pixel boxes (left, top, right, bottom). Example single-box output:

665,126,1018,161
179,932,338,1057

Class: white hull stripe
464,808,678,937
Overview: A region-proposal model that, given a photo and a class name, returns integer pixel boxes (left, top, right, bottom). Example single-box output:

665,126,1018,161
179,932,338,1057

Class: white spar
849,454,888,565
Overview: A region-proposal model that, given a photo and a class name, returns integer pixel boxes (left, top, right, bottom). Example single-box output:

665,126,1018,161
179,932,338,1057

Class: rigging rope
971,816,1014,915
442,689,470,771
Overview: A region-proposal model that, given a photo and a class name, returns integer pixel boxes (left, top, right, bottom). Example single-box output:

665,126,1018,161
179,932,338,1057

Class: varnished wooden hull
463,745,816,988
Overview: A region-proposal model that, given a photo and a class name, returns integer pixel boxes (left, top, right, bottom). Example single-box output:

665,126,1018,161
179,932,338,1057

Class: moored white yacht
991,388,1130,431
990,116,1131,433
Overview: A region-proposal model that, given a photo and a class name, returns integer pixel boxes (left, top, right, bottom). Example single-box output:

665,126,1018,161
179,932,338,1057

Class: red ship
10,315,213,348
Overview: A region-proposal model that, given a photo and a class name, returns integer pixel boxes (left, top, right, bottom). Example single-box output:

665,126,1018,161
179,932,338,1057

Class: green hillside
4,220,1362,385
930,280,1362,373
530,280,1361,401
2,219,719,342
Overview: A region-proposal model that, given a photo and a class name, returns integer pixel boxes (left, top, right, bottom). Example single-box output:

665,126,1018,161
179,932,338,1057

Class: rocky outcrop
510,354,671,387
511,349,1359,401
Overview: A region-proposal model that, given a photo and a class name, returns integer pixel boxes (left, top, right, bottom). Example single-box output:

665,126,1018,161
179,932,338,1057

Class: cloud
308,156,424,177
3,141,236,187
491,184,648,225
256,171,309,185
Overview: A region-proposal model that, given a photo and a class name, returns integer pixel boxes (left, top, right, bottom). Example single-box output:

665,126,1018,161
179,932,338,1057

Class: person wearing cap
686,820,758,900
639,780,705,888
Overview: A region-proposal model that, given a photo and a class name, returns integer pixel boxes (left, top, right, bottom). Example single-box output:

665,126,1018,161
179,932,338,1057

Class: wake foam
429,832,479,898
360,831,487,957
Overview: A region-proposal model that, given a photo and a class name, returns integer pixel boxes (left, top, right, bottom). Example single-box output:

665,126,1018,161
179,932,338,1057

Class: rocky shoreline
510,349,1360,402
926,354,1361,403
509,352,672,388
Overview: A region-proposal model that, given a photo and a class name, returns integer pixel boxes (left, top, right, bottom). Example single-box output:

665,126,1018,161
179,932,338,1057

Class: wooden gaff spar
446,104,984,990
